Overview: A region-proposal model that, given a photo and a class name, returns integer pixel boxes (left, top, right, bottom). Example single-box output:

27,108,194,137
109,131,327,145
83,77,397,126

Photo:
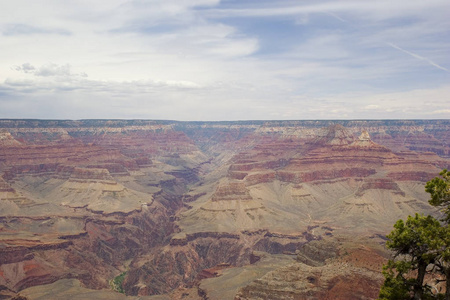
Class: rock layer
0,119,449,299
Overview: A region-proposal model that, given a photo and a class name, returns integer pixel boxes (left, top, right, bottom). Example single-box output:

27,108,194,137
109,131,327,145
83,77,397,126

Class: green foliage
379,260,412,300
440,225,450,262
380,258,439,299
380,214,442,299
426,169,450,222
111,272,127,294
379,170,450,300
386,214,443,263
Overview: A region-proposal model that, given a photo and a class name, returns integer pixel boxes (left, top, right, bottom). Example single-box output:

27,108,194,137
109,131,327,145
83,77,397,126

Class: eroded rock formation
0,119,449,299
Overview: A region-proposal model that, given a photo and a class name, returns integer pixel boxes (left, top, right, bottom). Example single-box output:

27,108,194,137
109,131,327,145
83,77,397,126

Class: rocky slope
235,237,386,300
0,119,449,299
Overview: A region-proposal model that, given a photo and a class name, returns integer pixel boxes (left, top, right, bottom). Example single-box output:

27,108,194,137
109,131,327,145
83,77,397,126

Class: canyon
0,119,449,299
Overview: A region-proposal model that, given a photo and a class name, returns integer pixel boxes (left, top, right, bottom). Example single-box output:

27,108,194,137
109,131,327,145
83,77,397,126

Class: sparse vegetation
379,170,450,300
110,272,127,294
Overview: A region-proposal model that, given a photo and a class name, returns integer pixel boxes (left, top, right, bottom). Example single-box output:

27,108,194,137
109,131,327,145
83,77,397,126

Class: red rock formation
355,178,405,197
314,124,355,146
225,125,445,188
0,119,449,299
0,130,21,146
235,238,386,300
69,167,114,181
211,182,252,202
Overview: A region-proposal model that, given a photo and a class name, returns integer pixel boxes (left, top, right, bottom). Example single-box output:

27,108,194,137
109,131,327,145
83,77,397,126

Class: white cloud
2,23,71,36
0,0,449,120
205,0,449,21
14,63,35,73
432,109,450,114
14,63,88,78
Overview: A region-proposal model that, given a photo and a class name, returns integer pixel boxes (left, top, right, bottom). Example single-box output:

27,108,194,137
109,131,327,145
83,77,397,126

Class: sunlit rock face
0,119,449,299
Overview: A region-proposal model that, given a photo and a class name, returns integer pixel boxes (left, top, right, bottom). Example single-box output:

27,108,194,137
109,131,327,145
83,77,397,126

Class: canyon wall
0,119,449,299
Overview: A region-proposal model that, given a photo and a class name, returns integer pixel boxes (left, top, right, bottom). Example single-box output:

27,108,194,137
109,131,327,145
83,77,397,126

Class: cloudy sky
1,0,449,120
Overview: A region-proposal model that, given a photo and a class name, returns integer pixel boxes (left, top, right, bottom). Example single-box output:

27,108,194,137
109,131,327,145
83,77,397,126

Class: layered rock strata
0,119,449,299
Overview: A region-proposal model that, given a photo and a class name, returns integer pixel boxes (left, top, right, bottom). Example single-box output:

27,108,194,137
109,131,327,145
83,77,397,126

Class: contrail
387,42,449,72
323,11,348,23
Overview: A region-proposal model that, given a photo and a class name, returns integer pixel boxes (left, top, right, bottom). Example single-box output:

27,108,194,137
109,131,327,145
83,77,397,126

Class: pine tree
379,170,450,300
426,169,450,222
379,214,442,300
426,169,450,299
